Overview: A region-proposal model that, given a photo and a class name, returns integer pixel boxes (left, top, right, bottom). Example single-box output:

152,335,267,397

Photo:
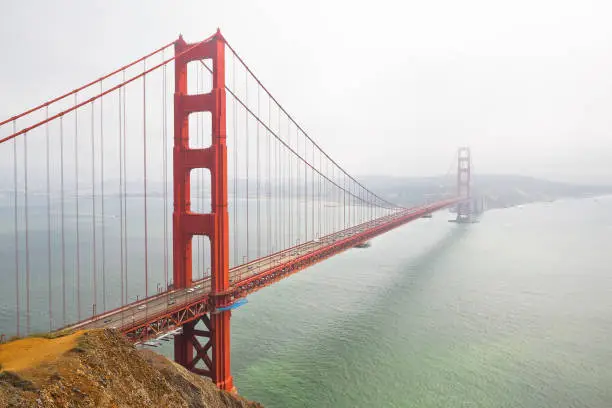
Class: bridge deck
64,198,461,342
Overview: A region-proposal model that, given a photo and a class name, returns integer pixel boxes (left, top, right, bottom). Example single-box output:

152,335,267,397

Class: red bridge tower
172,30,234,392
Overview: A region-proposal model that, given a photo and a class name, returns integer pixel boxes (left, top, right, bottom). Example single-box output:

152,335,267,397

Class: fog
1,0,611,183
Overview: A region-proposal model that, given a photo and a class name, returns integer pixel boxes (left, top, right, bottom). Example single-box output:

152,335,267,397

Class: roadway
64,202,456,338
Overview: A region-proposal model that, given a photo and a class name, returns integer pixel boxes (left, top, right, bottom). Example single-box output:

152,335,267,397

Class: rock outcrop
0,329,262,408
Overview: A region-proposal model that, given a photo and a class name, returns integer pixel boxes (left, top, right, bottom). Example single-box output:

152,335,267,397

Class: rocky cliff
0,329,262,408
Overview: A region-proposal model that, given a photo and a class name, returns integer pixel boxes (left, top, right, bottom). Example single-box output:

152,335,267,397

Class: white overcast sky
1,0,611,183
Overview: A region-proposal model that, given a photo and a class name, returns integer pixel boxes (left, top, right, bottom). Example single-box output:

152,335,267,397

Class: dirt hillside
0,329,262,408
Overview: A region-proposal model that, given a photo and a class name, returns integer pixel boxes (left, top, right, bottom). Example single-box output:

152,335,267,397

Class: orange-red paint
172,30,234,392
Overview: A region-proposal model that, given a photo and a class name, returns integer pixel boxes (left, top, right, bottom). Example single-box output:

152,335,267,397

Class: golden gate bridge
0,30,472,392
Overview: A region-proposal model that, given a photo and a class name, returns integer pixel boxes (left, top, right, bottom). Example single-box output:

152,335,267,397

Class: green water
228,197,612,407
1,195,610,407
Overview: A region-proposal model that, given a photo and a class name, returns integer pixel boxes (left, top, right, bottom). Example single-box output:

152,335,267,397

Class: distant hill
1,173,610,211
357,174,612,209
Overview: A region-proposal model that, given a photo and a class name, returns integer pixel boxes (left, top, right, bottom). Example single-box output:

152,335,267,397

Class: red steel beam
114,198,462,345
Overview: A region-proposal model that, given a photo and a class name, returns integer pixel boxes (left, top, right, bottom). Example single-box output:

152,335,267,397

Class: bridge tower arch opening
172,30,234,392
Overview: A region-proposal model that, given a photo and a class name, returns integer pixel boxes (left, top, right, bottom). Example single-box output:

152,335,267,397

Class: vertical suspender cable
283,113,286,251
349,182,352,228
297,127,300,244
343,173,346,230
143,60,149,299
358,187,360,225
195,66,201,276
232,53,238,268
100,81,107,312
338,168,342,232
303,132,307,242
360,187,363,224
162,53,169,289
266,96,272,254
118,81,125,316
245,69,249,264
268,96,271,256
296,127,300,245
333,163,337,233
277,111,281,252
13,121,20,337
199,65,206,278
303,131,306,242
355,186,358,225
24,131,30,335
276,112,280,253
284,113,287,251
287,120,291,247
273,112,277,254
123,71,128,304
360,188,363,224
75,93,81,321
348,180,351,228
355,184,357,225
60,117,66,325
328,157,331,236
311,140,314,241
330,161,333,231
331,166,335,233
340,169,342,231
295,127,299,245
323,151,327,237
257,86,261,260
91,101,97,316
348,175,351,227
286,118,290,250
330,165,333,234
351,182,353,227
303,131,310,242
270,113,275,255
323,157,331,235
278,109,282,253
318,148,321,239
304,133,308,242
46,107,53,331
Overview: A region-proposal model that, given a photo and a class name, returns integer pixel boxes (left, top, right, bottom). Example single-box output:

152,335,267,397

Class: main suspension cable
221,41,400,210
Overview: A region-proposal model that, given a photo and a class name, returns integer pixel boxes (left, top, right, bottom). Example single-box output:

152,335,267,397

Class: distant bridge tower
456,147,471,222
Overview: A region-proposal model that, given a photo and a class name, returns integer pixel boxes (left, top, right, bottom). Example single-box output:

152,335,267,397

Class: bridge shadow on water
235,224,471,406
373,223,470,305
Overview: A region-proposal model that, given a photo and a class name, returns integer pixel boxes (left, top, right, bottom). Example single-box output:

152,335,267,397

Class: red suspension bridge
0,30,472,391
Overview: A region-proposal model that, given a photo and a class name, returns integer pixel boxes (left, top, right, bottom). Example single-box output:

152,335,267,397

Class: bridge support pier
174,316,213,377
172,30,234,392
173,312,234,390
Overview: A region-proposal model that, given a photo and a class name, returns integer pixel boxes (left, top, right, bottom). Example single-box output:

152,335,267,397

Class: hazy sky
1,0,611,183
